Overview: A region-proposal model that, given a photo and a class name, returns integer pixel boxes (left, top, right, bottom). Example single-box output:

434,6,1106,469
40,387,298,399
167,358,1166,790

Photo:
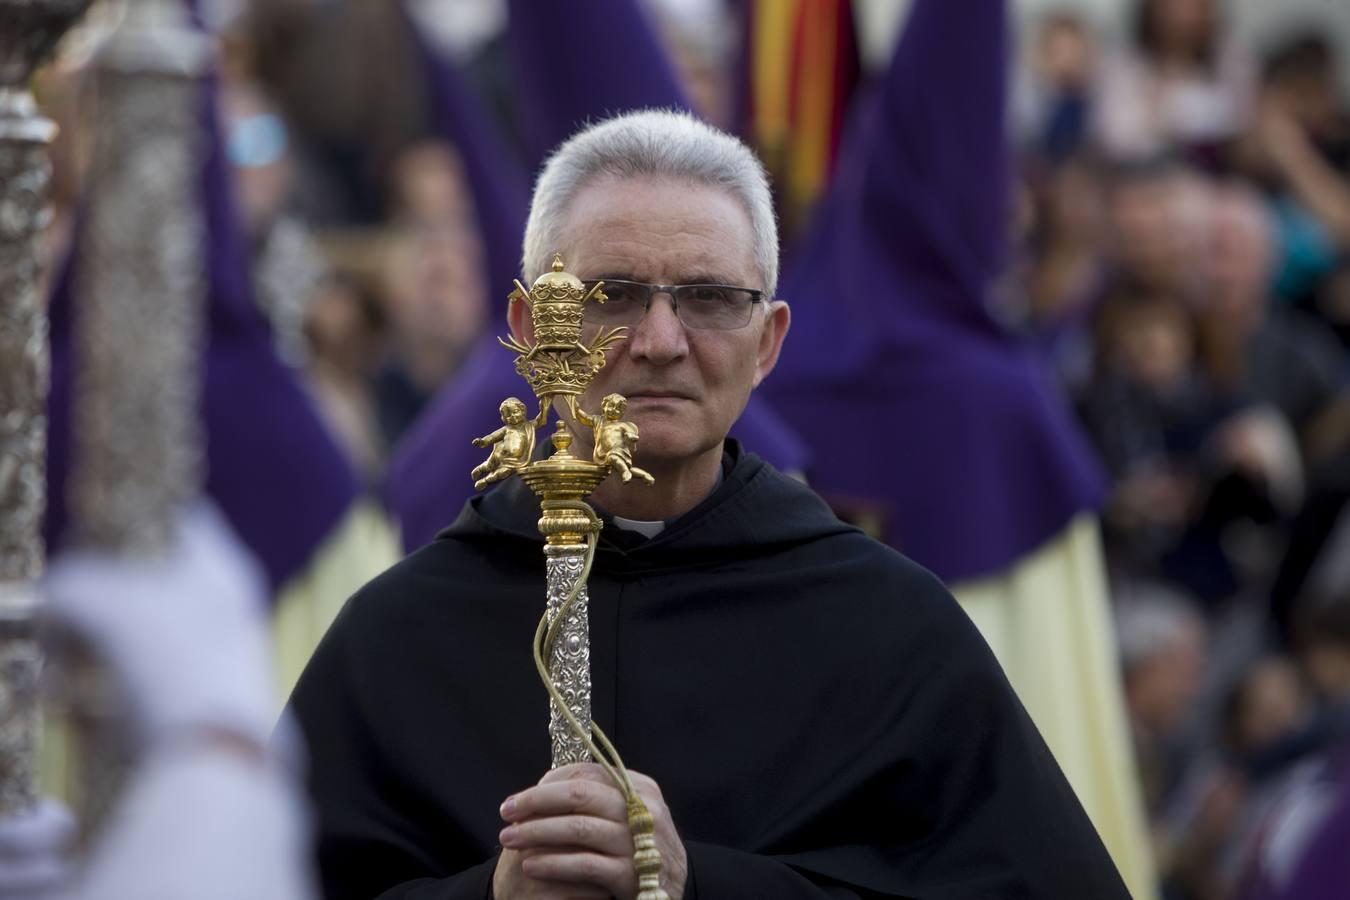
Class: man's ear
752,300,791,388
507,295,533,345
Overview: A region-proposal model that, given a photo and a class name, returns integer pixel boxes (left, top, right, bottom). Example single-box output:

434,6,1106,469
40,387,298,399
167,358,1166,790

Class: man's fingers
537,763,664,804
503,778,626,824
541,883,611,899
538,762,612,786
500,815,630,856
520,850,634,897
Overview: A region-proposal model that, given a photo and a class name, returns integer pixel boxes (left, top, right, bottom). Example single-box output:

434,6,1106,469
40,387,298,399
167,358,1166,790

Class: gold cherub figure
576,393,654,484
471,397,549,490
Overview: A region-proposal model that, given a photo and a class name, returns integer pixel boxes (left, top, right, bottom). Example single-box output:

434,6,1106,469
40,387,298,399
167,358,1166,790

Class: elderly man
287,111,1129,899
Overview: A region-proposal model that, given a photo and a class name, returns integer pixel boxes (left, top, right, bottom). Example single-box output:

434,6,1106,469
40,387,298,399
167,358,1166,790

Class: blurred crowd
1011,2,1350,898
26,1,1350,898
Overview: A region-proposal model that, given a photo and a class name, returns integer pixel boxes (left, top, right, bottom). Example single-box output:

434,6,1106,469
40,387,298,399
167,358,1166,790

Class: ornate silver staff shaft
544,543,594,767
0,0,95,816
60,0,211,833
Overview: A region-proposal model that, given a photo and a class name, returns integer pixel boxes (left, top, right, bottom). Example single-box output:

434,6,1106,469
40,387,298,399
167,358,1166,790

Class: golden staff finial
471,256,669,900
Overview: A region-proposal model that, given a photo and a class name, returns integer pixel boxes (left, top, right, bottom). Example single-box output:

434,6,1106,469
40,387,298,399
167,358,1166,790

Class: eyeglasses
581,280,765,331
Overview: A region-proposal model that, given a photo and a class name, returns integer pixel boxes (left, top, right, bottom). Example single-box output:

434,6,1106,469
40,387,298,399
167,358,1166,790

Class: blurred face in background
1036,16,1096,91
382,224,488,389
1046,158,1106,246
1205,189,1272,334
1144,0,1217,63
1262,39,1344,141
306,276,383,378
1126,615,1208,738
1304,638,1350,702
1117,300,1195,392
1109,174,1183,288
1108,168,1212,297
389,140,474,227
1229,658,1308,756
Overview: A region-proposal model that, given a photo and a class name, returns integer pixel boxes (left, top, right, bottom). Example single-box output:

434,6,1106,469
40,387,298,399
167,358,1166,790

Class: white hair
522,109,779,297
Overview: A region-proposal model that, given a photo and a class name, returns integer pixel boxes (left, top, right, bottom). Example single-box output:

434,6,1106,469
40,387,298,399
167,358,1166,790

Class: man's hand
492,763,688,900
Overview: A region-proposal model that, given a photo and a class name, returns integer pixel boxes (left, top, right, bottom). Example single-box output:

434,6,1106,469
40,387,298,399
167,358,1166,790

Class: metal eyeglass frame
581,280,766,330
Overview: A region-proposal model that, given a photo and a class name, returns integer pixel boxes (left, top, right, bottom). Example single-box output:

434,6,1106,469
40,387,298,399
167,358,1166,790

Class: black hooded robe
287,444,1130,899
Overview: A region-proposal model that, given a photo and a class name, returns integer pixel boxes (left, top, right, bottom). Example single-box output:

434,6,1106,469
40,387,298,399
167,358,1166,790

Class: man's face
1109,178,1179,287
513,176,789,467
1206,196,1271,328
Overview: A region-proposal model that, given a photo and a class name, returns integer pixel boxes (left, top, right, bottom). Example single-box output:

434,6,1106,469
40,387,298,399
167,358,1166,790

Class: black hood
437,440,858,574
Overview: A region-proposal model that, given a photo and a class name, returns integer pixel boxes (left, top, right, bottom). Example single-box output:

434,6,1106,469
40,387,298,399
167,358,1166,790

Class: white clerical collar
605,457,726,539
610,516,666,538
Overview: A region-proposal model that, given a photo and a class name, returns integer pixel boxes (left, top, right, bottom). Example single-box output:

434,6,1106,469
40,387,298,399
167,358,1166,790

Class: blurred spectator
1080,284,1214,562
1016,11,1099,165
1259,34,1350,174
386,138,475,228
1161,657,1319,900
1095,0,1254,165
1115,584,1286,900
1199,185,1348,481
1104,157,1212,302
1298,601,1350,711
1240,743,1350,900
1023,152,1110,392
1222,657,1318,774
1118,583,1211,818
303,273,387,479
1230,600,1350,900
1080,271,1301,602
373,220,488,448
1236,33,1350,306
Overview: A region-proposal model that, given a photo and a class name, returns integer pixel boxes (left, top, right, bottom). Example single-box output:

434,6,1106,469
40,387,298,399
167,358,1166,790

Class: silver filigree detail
69,8,209,554
0,0,95,816
0,98,52,590
545,545,592,767
0,600,41,814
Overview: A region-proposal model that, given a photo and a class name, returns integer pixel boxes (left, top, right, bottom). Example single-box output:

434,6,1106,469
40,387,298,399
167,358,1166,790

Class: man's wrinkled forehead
556,175,760,286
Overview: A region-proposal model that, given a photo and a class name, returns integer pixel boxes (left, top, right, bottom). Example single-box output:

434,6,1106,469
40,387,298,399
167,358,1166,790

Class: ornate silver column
69,0,211,554
57,0,211,835
0,0,95,816
544,545,592,767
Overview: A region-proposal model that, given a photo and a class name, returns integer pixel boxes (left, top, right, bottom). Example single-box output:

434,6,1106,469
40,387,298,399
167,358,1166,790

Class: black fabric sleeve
285,576,505,900
372,858,496,900
683,843,864,899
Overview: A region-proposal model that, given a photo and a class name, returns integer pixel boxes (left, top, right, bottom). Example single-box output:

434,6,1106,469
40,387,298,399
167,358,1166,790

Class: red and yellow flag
741,0,860,237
